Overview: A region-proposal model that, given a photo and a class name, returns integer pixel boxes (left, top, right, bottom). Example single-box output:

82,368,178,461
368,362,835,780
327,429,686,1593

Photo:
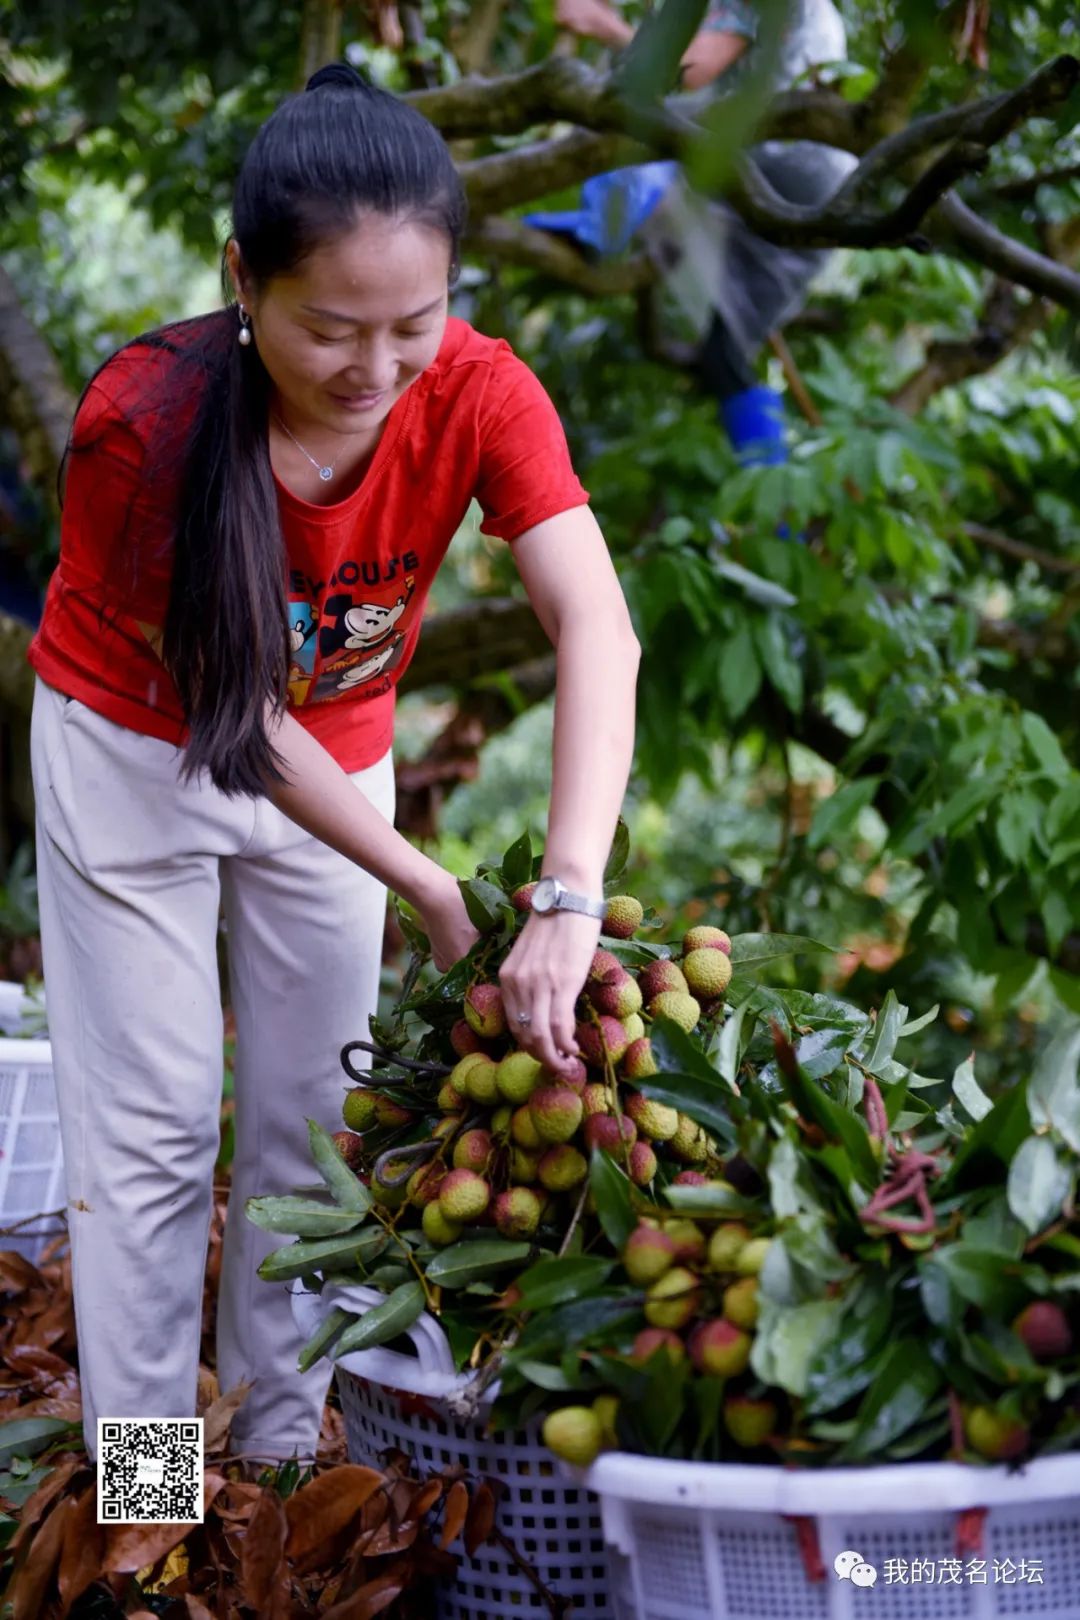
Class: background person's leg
216,749,395,1468
29,679,247,1462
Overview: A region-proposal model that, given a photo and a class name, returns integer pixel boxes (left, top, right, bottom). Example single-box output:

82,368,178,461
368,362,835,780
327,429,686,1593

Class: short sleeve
703,2,757,39
61,373,175,621
474,345,590,542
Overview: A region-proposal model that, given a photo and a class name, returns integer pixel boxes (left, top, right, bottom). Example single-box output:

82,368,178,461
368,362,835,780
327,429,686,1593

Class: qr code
97,1417,204,1524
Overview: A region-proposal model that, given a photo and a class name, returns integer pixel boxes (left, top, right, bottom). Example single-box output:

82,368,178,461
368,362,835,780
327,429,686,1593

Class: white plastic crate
582,1450,1080,1620
0,981,65,1266
290,1279,613,1619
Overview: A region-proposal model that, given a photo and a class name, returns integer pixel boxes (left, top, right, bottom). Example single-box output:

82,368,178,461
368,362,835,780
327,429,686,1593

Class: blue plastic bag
524,161,679,255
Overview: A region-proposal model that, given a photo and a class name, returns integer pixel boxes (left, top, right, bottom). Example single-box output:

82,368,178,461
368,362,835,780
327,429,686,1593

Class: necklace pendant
319,465,333,481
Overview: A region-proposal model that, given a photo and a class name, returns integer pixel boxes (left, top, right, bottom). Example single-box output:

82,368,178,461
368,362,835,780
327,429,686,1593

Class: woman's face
230,212,451,438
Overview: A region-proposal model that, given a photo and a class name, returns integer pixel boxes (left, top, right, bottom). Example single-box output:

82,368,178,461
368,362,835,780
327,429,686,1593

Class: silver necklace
275,415,341,482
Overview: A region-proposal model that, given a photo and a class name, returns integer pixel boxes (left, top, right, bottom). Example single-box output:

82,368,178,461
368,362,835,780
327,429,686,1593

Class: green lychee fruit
464,982,507,1040
638,959,689,1004
509,1146,542,1183
707,1222,752,1272
422,1202,462,1246
682,926,732,956
437,1080,465,1113
407,1161,446,1207
537,1144,588,1191
622,1038,658,1083
449,1051,491,1095
628,1141,658,1186
342,1088,378,1132
581,1081,611,1116
723,1276,759,1329
496,1050,543,1105
588,948,624,985
604,895,644,939
588,974,643,1020
724,1395,777,1448
666,1219,707,1264
450,1018,486,1058
511,881,538,913
374,1095,413,1130
1012,1301,1073,1360
630,1327,687,1366
493,1186,543,1239
623,1223,677,1286
584,1112,636,1154
644,1266,701,1330
438,1169,491,1224
576,1017,630,1067
542,1407,603,1468
330,1129,365,1171
623,1090,678,1140
669,1113,709,1163
735,1238,772,1276
964,1405,1030,1461
649,990,701,1033
462,1056,500,1107
529,1085,584,1144
592,1394,620,1449
689,1319,752,1378
453,1128,494,1173
370,1163,410,1208
622,1013,646,1043
682,948,734,1000
511,1105,543,1149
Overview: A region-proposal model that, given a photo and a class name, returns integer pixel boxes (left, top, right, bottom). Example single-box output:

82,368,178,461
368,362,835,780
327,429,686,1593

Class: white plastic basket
290,1278,614,1619
582,1450,1080,1620
0,981,65,1267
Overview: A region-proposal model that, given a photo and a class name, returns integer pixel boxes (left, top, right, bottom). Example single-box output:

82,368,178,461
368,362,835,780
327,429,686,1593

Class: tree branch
889,278,1048,414
932,193,1080,311
297,0,343,88
979,161,1080,203
960,522,1080,577
465,216,655,294
460,129,644,216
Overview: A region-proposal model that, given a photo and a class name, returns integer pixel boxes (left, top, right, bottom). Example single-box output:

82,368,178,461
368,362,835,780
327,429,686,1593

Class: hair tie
304,62,369,94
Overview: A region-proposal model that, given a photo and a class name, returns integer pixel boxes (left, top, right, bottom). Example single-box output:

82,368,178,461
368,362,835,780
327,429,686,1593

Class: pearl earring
237,306,252,347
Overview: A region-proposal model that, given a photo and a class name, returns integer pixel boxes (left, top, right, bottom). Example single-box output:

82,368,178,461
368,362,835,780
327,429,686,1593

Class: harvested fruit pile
252,830,1080,1474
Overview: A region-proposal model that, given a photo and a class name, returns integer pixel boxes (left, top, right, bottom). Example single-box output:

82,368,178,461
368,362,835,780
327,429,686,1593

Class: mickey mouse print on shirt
300,572,417,706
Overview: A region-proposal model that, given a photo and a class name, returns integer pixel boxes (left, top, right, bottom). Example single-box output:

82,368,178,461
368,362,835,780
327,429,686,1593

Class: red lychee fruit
587,975,644,1020
630,1327,687,1366
622,1223,676,1286
637,959,689,1004
604,895,644,939
576,1017,630,1067
537,1144,588,1191
438,1169,491,1224
452,1128,494,1173
627,1141,658,1186
1012,1301,1073,1361
330,1130,365,1171
529,1085,585,1144
682,925,732,956
493,1186,543,1239
963,1405,1030,1461
688,1319,752,1378
584,1112,637,1155
588,948,624,985
450,1018,485,1058
464,981,507,1040
511,881,538,913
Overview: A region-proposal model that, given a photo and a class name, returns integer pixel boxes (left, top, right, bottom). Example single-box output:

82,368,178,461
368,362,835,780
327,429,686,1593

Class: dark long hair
67,62,465,796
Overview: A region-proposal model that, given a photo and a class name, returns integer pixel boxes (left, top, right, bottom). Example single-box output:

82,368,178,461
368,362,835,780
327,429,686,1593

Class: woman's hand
498,910,601,1075
414,871,482,972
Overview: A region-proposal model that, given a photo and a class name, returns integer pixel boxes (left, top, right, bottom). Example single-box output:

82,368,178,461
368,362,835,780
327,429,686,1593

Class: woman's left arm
496,503,641,1074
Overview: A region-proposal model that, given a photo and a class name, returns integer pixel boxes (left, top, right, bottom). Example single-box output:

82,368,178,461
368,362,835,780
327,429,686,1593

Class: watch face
531,876,557,913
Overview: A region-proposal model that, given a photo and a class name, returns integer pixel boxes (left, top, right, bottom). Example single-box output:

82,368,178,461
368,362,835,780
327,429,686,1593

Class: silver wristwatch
530,875,606,920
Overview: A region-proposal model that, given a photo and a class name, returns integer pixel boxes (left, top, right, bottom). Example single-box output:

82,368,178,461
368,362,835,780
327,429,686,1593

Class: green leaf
297,1305,353,1373
940,1078,1032,1194
1007,1136,1073,1235
460,876,510,932
501,831,533,892
1029,1021,1080,1153
899,1004,939,1037
923,1245,1035,1318
244,1196,369,1238
257,1227,391,1282
650,1017,728,1088
1041,891,1073,957
516,1359,588,1393
604,817,631,887
750,1296,846,1396
711,553,797,609
729,932,837,965
951,1054,993,1122
996,792,1037,866
752,613,803,713
1022,712,1070,779
612,0,710,100
803,1279,894,1417
718,620,763,721
589,1149,638,1250
807,778,881,853
516,1255,615,1311
840,1339,943,1463
713,1000,750,1086
771,1040,879,1186
425,1239,533,1290
333,1281,426,1357
0,1417,79,1467
663,1182,758,1216
515,1295,643,1358
307,1119,373,1215
859,989,908,1074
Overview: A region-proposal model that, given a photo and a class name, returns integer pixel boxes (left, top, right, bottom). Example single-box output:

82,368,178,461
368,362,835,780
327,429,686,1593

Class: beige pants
30,676,395,1467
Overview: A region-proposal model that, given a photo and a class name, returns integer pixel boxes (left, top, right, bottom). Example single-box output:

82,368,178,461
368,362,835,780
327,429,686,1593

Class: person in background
27,63,639,1475
531,0,857,469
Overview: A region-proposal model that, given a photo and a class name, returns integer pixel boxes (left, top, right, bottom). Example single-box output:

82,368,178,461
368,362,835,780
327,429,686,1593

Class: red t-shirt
28,315,589,771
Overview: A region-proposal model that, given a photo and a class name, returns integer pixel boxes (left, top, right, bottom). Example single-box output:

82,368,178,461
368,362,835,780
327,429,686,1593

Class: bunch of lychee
542,1212,781,1468
334,907,735,1251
